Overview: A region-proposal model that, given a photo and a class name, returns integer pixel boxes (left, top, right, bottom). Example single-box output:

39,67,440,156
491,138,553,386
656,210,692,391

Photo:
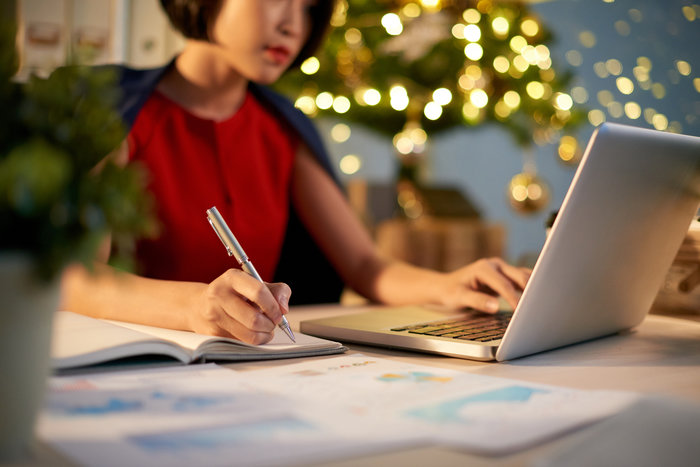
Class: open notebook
51,311,346,370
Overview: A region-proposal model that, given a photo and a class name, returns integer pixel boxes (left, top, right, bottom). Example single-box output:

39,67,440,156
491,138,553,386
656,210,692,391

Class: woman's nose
278,0,308,37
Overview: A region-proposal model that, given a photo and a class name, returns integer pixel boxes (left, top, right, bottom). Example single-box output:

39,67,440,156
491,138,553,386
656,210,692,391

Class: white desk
242,305,700,402
18,306,700,467
230,305,700,466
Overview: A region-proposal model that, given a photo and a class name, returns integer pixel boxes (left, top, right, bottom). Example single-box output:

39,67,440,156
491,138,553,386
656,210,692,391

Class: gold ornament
508,171,550,214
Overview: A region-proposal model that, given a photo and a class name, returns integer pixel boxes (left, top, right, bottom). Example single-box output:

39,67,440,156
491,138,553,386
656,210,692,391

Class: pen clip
207,216,235,257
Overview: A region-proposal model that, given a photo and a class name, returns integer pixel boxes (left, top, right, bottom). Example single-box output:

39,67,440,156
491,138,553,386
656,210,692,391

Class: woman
61,0,530,345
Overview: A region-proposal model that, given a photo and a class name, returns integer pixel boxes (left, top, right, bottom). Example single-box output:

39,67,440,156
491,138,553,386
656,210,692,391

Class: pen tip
283,325,296,343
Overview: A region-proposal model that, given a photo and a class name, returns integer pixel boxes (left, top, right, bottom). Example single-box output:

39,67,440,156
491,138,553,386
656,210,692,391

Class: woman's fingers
478,264,520,310
450,258,532,312
217,313,276,345
459,290,505,313
219,269,285,326
497,260,532,290
268,282,292,315
479,259,530,310
194,269,292,344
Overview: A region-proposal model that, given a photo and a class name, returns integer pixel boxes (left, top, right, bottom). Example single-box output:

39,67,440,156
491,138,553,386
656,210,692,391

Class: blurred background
9,0,699,271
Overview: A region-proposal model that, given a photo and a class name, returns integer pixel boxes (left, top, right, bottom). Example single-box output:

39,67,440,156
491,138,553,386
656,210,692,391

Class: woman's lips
266,46,292,65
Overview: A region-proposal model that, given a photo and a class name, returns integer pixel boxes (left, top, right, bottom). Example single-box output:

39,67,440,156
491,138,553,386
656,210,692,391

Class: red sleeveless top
128,90,297,283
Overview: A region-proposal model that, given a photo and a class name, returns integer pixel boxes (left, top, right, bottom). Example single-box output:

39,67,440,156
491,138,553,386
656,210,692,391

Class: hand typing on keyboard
435,257,530,313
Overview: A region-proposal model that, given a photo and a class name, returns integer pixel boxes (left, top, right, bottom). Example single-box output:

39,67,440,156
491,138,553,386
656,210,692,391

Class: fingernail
487,300,499,312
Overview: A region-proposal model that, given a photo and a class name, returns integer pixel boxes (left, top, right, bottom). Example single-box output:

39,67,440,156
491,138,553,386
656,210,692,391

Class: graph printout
39,356,637,466
39,363,421,467
236,355,638,453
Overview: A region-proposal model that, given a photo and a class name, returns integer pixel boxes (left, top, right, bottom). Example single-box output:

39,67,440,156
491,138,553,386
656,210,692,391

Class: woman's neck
157,41,249,121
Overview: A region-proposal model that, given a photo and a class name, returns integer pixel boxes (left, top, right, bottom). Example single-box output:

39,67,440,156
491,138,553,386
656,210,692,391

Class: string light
520,18,539,36
300,57,320,75
389,85,409,111
526,81,545,99
616,77,634,95
503,90,521,109
332,96,351,113
675,60,691,76
424,101,443,120
316,92,333,110
553,92,573,110
284,0,695,154
470,89,489,108
463,24,481,42
294,95,316,115
432,88,452,105
339,154,362,174
624,102,641,119
463,8,481,24
381,13,403,35
280,0,579,141
331,123,351,142
491,17,509,37
464,43,484,61
493,56,510,73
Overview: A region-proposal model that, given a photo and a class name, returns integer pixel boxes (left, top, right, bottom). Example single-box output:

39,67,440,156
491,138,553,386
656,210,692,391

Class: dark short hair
159,0,335,68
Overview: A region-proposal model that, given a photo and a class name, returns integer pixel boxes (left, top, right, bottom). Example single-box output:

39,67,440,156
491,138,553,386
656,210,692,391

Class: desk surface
238,305,700,403
227,305,700,467
20,306,700,467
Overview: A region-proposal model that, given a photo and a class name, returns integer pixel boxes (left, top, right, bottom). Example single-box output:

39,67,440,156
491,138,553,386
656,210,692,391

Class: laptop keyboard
390,311,513,342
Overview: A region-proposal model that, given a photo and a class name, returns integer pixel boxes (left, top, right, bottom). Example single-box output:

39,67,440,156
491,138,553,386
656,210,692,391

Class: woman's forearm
360,257,447,306
60,262,204,331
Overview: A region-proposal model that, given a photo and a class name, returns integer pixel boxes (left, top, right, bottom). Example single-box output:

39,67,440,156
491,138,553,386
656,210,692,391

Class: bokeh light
339,154,361,174
469,89,489,108
332,96,351,113
464,43,484,61
331,123,351,143
316,92,333,110
464,24,481,42
300,57,320,75
424,101,443,120
616,77,634,95
520,18,539,37
381,13,403,36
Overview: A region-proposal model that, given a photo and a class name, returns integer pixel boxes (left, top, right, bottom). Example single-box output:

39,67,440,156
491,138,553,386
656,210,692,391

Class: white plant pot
0,253,60,461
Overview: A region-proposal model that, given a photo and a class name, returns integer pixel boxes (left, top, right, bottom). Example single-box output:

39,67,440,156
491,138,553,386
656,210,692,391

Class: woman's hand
438,257,531,313
189,269,291,344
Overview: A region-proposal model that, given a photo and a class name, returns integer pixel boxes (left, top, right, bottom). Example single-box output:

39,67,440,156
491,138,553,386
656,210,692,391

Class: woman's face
211,0,317,84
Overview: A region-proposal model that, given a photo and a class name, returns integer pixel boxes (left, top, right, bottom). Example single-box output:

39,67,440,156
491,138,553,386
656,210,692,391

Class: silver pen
206,206,296,343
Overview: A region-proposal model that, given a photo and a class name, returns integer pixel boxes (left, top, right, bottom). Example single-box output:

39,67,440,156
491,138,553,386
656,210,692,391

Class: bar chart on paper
39,357,639,466
239,355,640,454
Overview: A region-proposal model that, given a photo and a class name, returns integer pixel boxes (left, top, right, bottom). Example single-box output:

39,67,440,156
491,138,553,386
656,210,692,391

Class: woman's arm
291,145,530,312
60,263,291,344
59,140,291,344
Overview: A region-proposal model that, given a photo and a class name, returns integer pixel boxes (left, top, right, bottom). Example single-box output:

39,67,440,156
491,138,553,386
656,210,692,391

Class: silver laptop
301,123,700,361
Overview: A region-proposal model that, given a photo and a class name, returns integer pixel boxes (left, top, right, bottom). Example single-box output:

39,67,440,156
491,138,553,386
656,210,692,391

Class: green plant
0,23,156,280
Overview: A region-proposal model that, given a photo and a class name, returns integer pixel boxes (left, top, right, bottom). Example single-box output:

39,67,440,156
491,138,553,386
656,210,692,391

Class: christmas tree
275,0,586,213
